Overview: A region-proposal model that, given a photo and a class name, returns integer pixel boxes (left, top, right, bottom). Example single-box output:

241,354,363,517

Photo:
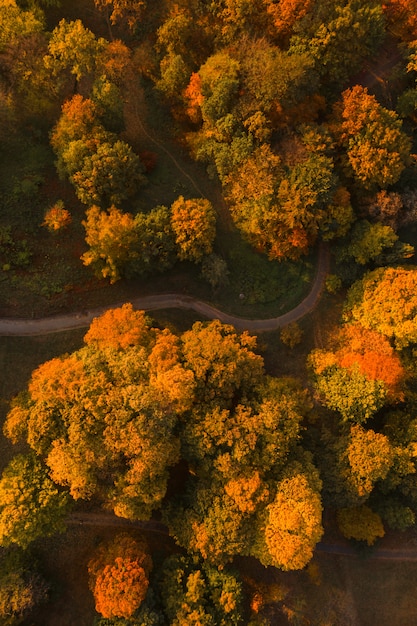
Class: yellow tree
261,469,323,570
345,424,395,499
171,196,216,262
343,266,417,349
81,206,140,283
0,454,69,549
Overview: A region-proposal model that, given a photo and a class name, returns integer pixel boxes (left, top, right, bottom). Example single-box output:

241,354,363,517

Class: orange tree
3,310,324,571
334,85,412,190
88,533,152,619
342,266,417,349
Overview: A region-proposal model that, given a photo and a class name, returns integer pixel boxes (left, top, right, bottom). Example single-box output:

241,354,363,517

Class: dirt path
0,244,329,336
67,512,417,561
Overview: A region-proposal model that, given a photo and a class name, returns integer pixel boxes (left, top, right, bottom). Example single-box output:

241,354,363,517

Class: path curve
0,245,330,336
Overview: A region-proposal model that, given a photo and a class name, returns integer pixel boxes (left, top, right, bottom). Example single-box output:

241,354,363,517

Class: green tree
159,555,244,626
0,454,69,549
171,196,216,262
201,253,229,291
156,52,191,103
337,505,385,545
0,549,48,626
197,51,240,125
289,0,385,89
335,220,413,267
237,38,318,117
72,139,145,206
133,205,177,275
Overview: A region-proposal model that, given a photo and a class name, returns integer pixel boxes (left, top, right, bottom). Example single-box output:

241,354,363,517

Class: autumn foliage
333,324,404,397
88,534,152,619
84,303,150,350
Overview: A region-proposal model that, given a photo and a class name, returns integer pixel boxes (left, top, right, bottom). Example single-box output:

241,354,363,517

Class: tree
92,76,124,133
133,205,177,275
345,424,394,499
45,19,106,82
310,361,387,423
336,85,412,189
196,51,240,125
237,38,317,117
383,0,417,41
0,454,69,549
159,555,244,626
82,206,140,283
259,468,323,570
94,0,147,31
71,139,145,206
170,196,216,262
0,549,48,626
289,1,385,88
181,320,264,407
337,505,385,545
201,253,229,291
42,201,71,232
366,191,404,230
280,322,303,348
166,372,312,566
50,95,103,156
84,304,150,350
181,376,309,480
225,133,350,260
335,220,412,267
3,309,184,520
343,266,417,348
156,52,191,103
263,0,313,39
209,0,269,43
0,1,44,53
88,534,152,619
314,323,405,399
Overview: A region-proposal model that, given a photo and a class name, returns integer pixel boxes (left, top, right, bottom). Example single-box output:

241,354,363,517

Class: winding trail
0,245,329,336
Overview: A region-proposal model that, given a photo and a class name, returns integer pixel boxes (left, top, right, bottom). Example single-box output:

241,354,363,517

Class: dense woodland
3,0,417,624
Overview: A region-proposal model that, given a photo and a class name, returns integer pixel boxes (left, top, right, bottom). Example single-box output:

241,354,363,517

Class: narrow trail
67,512,417,562
0,78,332,338
0,244,330,336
